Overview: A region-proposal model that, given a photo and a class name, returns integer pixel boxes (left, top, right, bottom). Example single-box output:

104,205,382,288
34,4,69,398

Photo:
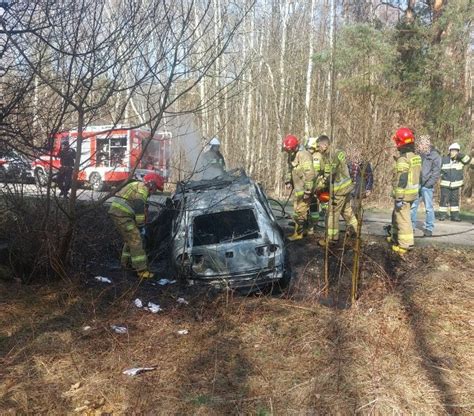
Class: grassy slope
0,245,473,415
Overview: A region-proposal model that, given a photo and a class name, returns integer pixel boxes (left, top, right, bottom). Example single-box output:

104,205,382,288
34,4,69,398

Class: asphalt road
3,182,473,247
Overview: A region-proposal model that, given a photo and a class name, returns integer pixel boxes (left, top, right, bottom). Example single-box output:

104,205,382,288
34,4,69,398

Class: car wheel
34,168,48,187
89,172,104,191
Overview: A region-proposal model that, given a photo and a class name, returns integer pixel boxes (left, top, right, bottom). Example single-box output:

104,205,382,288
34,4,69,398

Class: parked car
161,169,290,291
0,150,34,183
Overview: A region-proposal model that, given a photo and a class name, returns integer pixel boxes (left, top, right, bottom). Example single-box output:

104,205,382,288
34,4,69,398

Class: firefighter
283,135,315,241
316,135,358,247
108,173,164,280
57,139,76,198
438,143,472,221
306,136,324,234
389,128,422,254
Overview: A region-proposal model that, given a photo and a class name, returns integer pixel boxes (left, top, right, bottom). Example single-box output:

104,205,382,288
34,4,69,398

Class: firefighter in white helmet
200,136,226,179
438,142,472,221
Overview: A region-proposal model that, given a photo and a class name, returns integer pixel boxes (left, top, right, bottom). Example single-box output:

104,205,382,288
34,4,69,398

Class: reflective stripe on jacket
108,181,149,226
285,149,315,197
321,149,354,196
440,154,472,188
392,151,421,202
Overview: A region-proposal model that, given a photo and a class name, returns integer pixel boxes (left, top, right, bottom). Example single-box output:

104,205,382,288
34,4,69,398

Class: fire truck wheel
89,172,104,191
34,168,47,187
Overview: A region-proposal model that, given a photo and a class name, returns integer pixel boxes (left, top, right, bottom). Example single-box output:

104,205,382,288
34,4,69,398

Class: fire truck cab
32,126,171,191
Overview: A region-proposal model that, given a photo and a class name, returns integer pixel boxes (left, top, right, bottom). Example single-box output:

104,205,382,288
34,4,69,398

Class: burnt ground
1,227,474,414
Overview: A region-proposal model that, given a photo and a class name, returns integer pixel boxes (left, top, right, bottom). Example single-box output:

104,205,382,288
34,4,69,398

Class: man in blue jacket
410,135,441,236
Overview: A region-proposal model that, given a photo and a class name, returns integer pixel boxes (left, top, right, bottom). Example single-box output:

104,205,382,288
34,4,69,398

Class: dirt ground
0,234,473,415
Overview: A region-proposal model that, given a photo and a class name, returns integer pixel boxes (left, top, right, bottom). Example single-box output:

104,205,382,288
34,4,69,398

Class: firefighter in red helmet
108,173,165,279
388,127,422,254
283,135,315,241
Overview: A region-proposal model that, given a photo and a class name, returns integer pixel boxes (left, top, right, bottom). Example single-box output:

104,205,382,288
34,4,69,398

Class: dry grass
0,243,473,415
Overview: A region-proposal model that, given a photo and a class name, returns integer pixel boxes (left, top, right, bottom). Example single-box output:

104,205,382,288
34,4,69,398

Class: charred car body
162,170,289,290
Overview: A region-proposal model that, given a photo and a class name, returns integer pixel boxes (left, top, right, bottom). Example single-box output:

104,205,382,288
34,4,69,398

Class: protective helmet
317,191,330,203
283,135,299,152
143,172,164,192
448,142,461,151
392,127,415,148
306,137,318,150
210,137,220,146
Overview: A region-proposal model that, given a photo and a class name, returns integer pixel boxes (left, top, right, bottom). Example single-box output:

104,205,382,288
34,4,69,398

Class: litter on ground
94,276,112,284
111,325,128,334
123,367,157,376
177,297,189,305
157,278,176,286
177,329,189,335
145,302,162,313
134,298,143,308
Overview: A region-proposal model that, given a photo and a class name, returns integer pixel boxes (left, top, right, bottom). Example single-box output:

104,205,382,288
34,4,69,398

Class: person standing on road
410,135,441,236
346,145,374,219
438,143,472,222
316,135,358,247
388,128,421,255
108,173,164,280
57,140,76,198
283,134,315,241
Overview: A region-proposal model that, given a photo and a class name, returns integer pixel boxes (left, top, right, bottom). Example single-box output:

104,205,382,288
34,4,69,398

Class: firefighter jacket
320,149,354,196
392,146,421,202
310,150,324,184
440,153,472,189
108,181,149,226
285,149,315,197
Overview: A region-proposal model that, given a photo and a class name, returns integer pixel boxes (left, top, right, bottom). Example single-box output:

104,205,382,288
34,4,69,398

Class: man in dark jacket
410,135,441,236
346,145,374,219
57,140,76,198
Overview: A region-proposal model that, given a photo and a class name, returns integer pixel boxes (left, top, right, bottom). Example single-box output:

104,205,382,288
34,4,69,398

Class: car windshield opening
193,209,260,247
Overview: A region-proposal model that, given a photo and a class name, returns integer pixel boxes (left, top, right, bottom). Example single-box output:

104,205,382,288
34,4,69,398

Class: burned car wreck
151,169,290,291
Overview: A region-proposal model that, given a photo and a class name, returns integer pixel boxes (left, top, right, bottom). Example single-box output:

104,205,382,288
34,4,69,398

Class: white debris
122,367,156,376
94,276,112,284
111,325,128,334
145,302,162,313
177,297,189,305
82,326,92,331
177,329,189,335
157,278,177,286
134,298,143,308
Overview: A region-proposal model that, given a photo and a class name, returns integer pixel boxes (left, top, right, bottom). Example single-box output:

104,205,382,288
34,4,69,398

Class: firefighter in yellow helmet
389,128,422,254
306,136,324,234
283,135,315,241
316,135,358,246
108,173,165,279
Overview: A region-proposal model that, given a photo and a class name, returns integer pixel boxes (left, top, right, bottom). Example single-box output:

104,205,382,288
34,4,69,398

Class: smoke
164,114,207,182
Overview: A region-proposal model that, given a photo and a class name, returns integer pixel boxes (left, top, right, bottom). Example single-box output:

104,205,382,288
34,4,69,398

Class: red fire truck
32,125,172,191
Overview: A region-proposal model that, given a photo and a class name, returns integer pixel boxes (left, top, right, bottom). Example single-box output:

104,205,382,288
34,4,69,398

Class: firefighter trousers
439,187,460,216
111,216,148,272
293,194,310,226
326,193,358,241
391,201,414,249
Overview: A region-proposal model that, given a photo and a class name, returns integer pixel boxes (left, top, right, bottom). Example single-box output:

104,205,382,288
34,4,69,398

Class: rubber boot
138,270,155,280
450,213,461,222
438,213,447,221
288,223,304,241
391,245,408,255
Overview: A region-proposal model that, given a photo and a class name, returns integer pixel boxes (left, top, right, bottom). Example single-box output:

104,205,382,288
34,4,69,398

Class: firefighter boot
138,270,155,280
288,223,304,241
451,213,461,222
383,225,392,243
391,245,408,255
